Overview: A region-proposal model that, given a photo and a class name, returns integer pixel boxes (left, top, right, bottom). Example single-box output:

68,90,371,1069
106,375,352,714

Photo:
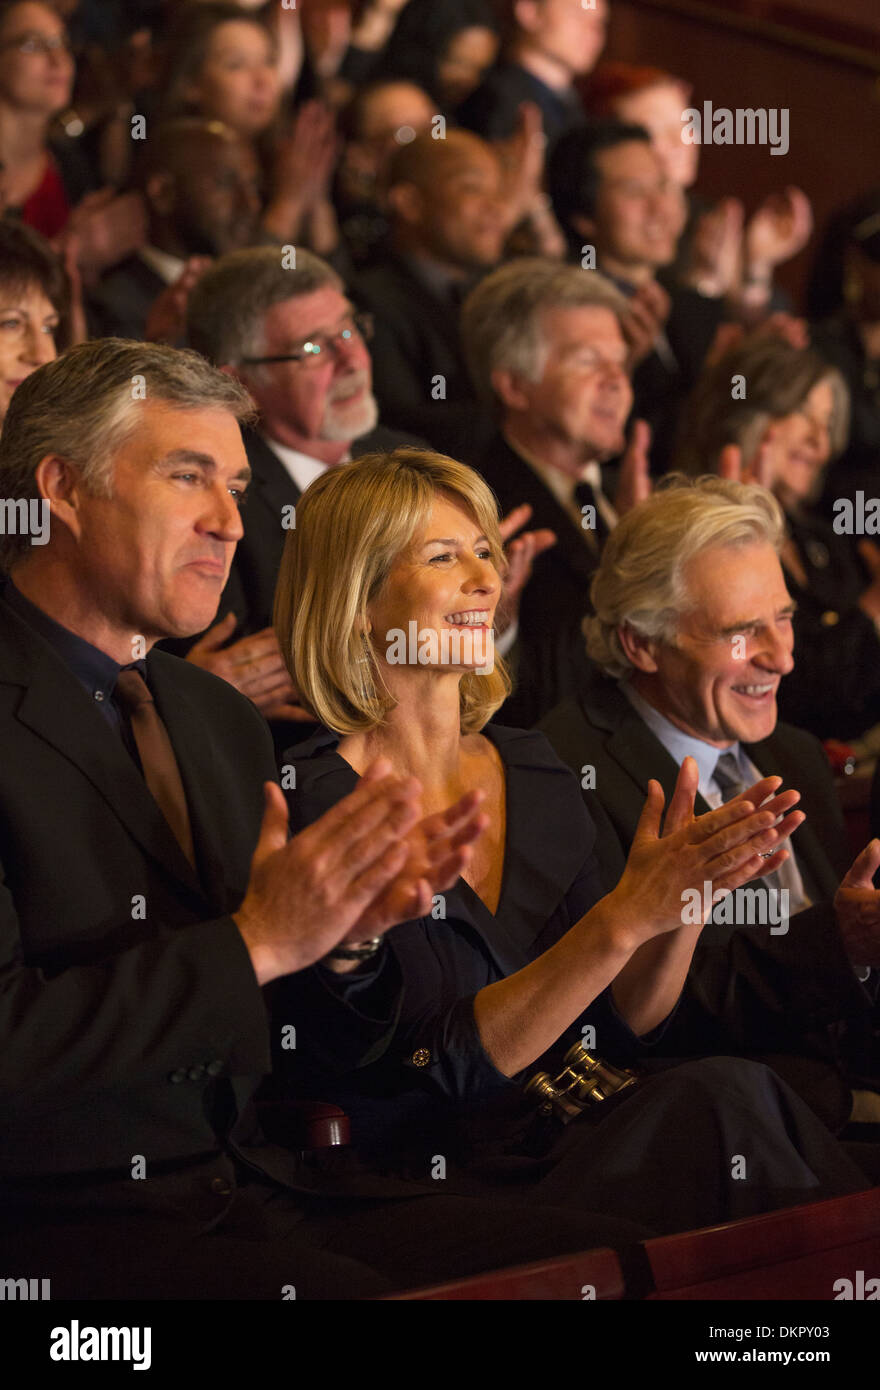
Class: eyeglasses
240,313,374,367
0,32,73,57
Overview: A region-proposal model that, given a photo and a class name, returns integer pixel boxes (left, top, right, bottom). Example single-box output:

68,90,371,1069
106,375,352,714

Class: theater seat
387,1246,626,1300
386,1188,880,1300
644,1186,880,1300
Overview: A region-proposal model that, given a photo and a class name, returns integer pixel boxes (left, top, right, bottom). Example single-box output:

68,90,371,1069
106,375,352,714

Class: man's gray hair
186,245,343,366
585,475,786,679
460,258,630,404
0,338,255,573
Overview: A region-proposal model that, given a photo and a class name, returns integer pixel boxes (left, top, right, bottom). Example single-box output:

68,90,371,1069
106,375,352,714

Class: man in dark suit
0,338,642,1297
351,129,507,460
87,119,262,341
461,257,649,726
540,476,880,1127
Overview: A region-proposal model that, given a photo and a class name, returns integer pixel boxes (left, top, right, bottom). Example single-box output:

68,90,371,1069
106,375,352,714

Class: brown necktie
115,668,197,870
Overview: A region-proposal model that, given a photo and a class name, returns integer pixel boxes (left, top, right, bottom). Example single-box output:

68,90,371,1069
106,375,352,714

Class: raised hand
745,186,813,274
349,790,489,939
834,838,880,967
187,615,310,719
492,504,556,636
717,434,777,489
619,279,670,371
234,763,425,982
607,757,803,944
613,419,652,516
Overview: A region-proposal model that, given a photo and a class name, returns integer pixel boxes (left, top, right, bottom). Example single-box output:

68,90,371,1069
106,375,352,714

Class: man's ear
386,181,425,228
33,454,87,543
491,367,532,412
617,622,660,674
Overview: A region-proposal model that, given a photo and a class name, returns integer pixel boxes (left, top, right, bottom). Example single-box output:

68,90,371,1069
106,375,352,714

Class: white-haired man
541,476,880,1137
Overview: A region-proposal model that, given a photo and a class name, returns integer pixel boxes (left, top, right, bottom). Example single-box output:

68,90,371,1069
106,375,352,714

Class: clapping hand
234,765,488,982
834,838,880,967
608,757,804,944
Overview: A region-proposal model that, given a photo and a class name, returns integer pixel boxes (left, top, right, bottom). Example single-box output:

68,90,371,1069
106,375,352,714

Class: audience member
0,218,66,421
461,258,645,725
87,118,262,341
262,447,870,1232
0,337,626,1299
676,336,880,742
0,0,81,236
353,128,506,458
540,477,880,1126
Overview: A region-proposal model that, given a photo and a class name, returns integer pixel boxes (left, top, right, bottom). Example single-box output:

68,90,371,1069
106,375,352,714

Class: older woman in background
260,446,868,1242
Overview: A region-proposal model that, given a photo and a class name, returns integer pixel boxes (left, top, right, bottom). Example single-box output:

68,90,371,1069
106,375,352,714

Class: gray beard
319,389,379,443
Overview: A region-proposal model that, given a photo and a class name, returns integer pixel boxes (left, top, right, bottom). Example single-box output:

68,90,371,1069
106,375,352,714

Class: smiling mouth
731,683,777,699
444,609,491,626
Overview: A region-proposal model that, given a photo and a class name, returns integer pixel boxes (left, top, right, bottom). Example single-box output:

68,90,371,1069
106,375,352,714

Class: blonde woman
265,448,868,1237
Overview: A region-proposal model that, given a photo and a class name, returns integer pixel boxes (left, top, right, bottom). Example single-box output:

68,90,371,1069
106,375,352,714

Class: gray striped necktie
713,752,783,898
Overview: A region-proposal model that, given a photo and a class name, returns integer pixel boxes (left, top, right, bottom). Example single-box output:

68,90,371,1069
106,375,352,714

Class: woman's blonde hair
586,475,786,679
273,448,512,734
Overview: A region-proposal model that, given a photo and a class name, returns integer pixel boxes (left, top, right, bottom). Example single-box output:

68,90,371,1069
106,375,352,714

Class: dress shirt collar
501,432,615,526
621,680,749,798
260,435,351,494
3,580,146,706
138,244,186,286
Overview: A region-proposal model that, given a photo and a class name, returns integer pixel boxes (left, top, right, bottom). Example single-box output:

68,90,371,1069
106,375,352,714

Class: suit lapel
489,438,598,591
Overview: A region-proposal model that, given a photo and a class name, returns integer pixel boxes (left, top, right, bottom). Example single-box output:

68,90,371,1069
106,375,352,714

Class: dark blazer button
205,1060,224,1077
209,1176,232,1195
187,1064,206,1081
411,1048,431,1067
168,1068,186,1084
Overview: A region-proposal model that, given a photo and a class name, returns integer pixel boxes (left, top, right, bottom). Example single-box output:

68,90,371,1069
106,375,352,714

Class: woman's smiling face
368,493,501,674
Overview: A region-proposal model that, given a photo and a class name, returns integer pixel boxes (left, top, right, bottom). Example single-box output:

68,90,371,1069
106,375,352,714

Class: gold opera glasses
525,1041,638,1123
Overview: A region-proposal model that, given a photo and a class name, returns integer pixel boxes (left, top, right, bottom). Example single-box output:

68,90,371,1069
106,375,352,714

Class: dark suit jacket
0,592,283,1183
353,256,495,461
475,431,597,727
539,671,878,1106
86,254,166,341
